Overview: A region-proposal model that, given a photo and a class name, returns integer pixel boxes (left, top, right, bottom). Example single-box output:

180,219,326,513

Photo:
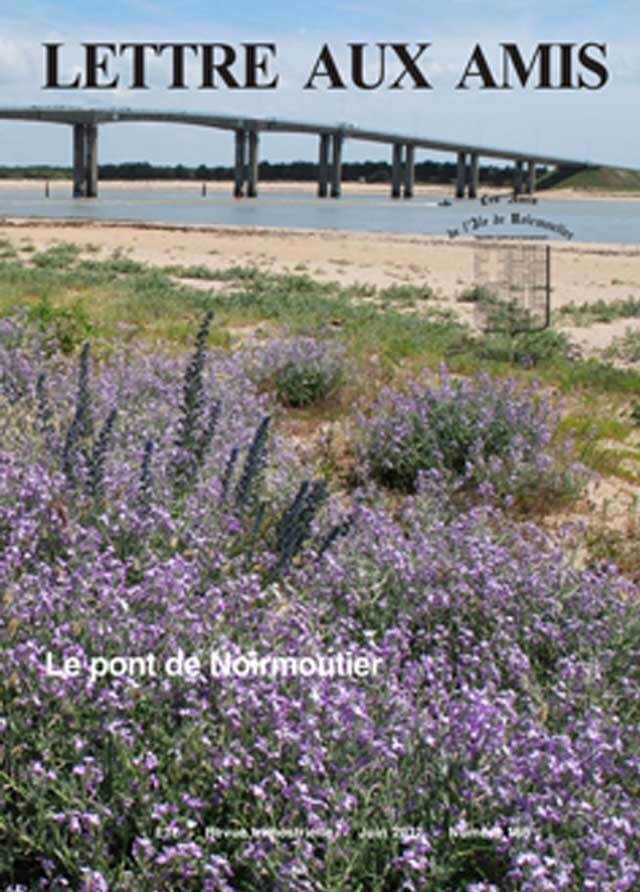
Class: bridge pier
514,159,524,196
72,124,86,197
403,144,415,198
234,129,247,197
391,143,403,199
468,152,479,199
456,152,467,199
318,134,330,197
247,131,259,198
330,132,343,198
525,159,536,194
85,124,98,198
72,123,99,198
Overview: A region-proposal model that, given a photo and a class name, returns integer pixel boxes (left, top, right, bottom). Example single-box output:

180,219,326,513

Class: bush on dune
357,366,587,508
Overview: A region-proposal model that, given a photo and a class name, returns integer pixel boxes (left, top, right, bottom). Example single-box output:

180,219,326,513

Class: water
0,184,638,245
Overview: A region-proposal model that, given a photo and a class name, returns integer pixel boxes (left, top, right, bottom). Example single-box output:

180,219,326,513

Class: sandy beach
0,215,639,358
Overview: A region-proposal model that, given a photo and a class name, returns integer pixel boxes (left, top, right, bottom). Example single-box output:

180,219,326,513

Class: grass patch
377,283,435,304
559,412,640,481
559,413,632,443
541,358,640,395
0,253,220,349
31,243,83,269
558,297,640,326
206,269,470,364
0,238,18,260
162,263,221,280
603,327,640,364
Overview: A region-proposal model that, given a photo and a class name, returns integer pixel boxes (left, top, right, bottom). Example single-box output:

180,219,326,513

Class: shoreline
1,214,639,255
0,177,638,202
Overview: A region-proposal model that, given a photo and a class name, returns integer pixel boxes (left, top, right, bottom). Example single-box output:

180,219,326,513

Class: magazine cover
0,2,638,890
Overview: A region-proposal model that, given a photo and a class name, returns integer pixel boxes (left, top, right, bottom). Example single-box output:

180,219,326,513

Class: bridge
0,106,595,200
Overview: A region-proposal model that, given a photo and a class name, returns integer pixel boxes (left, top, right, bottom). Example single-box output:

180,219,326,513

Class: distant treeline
0,166,71,181
0,160,550,186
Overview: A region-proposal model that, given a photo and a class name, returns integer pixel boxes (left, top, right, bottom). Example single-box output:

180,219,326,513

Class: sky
0,1,637,169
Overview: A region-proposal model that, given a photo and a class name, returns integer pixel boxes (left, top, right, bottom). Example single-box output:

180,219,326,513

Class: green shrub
31,243,82,270
27,296,94,355
359,367,584,505
275,363,333,407
244,336,346,408
476,328,573,366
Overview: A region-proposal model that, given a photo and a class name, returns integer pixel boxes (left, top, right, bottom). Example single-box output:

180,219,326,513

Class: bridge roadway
0,106,594,200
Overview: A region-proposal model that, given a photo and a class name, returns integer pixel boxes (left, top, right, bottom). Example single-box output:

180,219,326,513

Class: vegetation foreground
0,242,638,891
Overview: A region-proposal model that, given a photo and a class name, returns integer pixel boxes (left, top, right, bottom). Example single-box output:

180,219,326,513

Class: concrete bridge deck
0,105,596,200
